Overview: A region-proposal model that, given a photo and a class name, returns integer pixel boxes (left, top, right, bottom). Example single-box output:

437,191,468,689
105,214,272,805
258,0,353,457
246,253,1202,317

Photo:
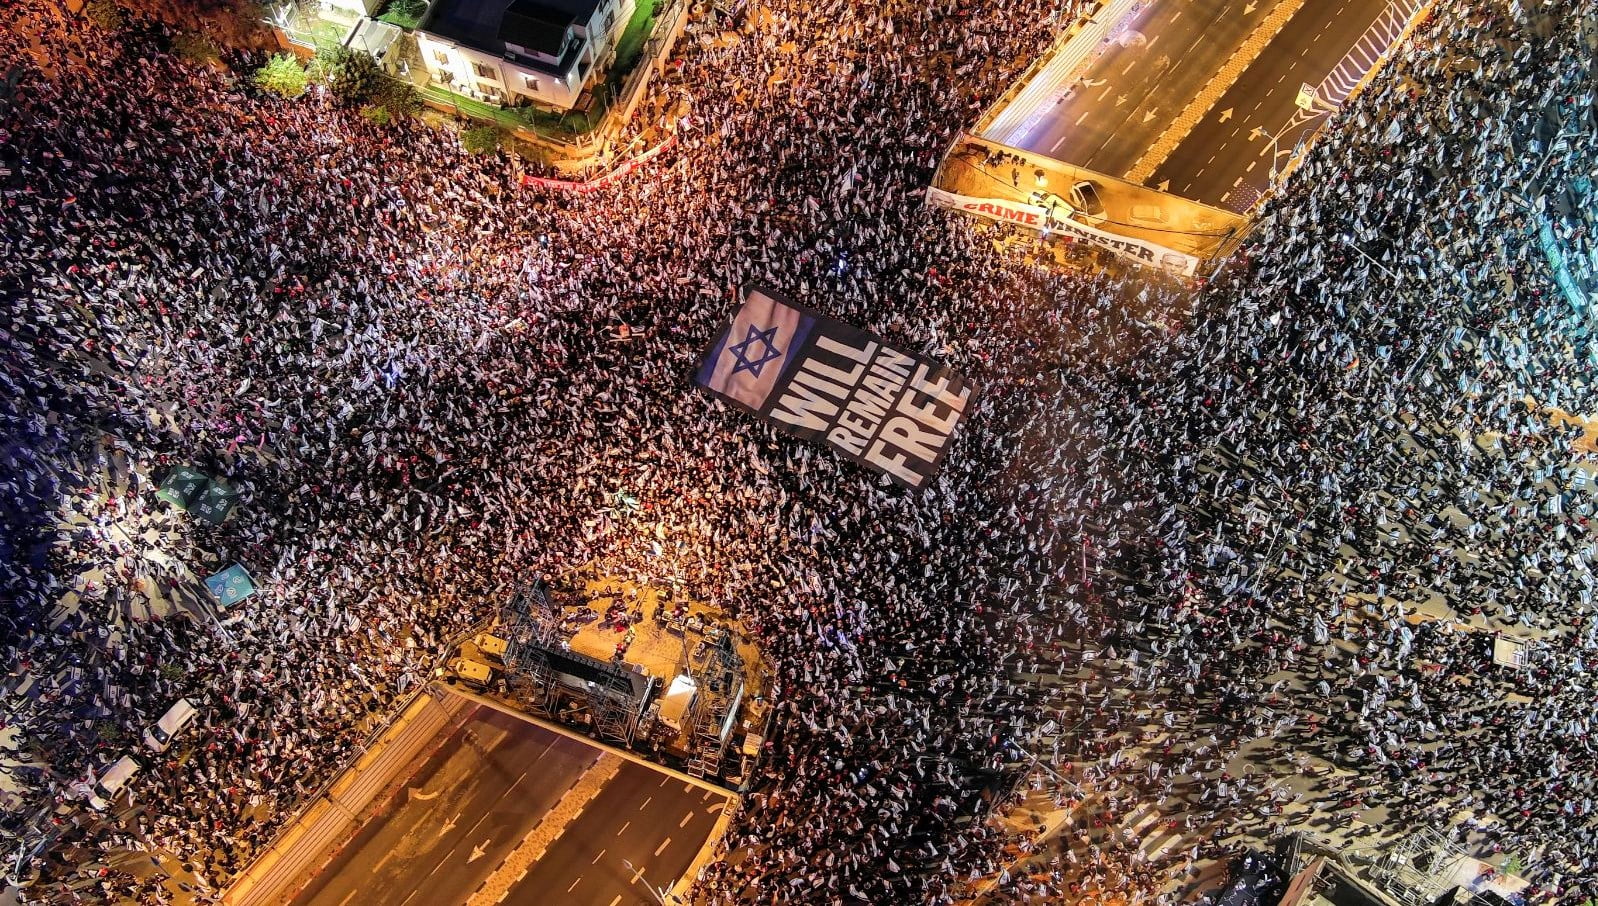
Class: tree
360,104,391,127
461,124,504,155
171,30,221,64
320,46,383,106
373,77,421,120
83,0,124,30
254,53,308,98
376,0,427,28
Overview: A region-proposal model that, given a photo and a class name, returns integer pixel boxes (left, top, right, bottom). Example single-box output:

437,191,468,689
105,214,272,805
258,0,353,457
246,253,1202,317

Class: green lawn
308,18,348,49
611,0,658,77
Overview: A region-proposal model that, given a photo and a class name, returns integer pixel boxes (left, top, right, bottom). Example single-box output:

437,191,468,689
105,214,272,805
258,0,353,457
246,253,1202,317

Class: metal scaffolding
685,632,743,779
1359,826,1475,906
496,581,653,748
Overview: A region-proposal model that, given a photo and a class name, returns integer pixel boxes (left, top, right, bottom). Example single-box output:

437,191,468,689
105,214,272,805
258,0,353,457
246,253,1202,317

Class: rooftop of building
420,0,598,75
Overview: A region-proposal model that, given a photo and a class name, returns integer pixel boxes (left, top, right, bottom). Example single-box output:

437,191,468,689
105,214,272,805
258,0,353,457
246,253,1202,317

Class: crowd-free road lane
289,706,599,906
504,762,728,906
1151,0,1415,209
1006,0,1277,169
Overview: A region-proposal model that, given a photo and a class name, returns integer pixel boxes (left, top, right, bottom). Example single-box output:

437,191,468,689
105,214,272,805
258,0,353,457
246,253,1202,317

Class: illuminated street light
621,858,677,905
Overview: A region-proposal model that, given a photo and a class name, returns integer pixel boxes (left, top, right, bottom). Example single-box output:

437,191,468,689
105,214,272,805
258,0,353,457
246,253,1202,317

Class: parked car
88,755,141,810
143,698,199,753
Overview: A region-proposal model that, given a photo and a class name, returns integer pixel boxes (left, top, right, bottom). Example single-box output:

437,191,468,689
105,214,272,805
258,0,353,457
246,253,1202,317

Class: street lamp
620,858,677,905
1252,86,1338,190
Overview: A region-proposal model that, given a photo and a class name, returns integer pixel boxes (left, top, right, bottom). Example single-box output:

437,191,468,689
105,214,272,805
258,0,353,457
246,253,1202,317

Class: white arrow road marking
1218,107,1234,123
409,787,440,801
468,839,490,863
437,812,460,837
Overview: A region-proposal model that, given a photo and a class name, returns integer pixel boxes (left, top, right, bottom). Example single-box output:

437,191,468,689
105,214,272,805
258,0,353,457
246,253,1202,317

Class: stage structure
498,582,657,747
682,629,744,780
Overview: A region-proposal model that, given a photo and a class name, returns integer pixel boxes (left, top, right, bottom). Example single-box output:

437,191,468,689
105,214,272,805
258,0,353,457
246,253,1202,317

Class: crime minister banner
696,287,974,489
926,187,1202,277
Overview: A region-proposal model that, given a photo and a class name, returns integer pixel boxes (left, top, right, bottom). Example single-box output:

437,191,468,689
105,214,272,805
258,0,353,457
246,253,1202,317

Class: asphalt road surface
1009,0,1276,172
1002,0,1421,211
1151,0,1418,210
289,705,599,906
504,762,728,906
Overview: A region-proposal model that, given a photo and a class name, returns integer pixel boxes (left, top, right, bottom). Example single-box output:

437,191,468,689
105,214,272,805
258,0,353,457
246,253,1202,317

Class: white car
1030,181,1108,227
88,755,141,810
143,698,198,753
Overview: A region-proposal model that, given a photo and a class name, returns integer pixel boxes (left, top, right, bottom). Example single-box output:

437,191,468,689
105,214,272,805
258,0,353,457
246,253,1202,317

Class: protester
1,0,1595,903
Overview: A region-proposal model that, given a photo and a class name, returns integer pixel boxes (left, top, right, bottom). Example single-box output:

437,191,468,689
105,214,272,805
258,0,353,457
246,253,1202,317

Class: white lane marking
1121,58,1138,75
616,820,631,837
428,850,454,877
592,848,607,865
338,890,360,906
1075,110,1091,126
679,812,694,828
1052,134,1069,154
654,837,672,857
567,877,582,893
638,797,652,811
608,896,623,906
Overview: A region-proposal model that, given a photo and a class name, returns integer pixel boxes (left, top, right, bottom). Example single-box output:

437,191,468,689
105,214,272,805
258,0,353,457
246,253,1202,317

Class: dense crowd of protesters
1,0,1596,903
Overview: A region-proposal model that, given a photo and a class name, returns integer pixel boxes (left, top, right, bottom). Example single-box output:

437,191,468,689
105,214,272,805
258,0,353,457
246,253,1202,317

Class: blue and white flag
696,286,974,489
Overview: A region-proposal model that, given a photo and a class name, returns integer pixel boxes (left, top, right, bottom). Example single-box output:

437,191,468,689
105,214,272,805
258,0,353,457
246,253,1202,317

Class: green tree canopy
171,30,221,64
461,124,505,155
373,77,421,120
319,46,383,106
83,0,124,30
254,53,308,98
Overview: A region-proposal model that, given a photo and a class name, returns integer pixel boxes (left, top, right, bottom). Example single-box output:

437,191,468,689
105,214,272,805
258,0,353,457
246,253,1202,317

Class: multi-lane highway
1006,0,1263,173
991,0,1424,211
289,706,599,906
287,705,726,906
1152,0,1423,209
503,762,727,906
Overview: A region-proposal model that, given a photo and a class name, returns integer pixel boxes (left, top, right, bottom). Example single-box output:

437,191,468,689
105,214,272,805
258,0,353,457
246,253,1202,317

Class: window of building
433,50,449,65
523,75,540,92
473,62,497,80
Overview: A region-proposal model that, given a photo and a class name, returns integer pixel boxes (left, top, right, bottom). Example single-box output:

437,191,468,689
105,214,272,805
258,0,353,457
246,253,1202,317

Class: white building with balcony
415,0,634,112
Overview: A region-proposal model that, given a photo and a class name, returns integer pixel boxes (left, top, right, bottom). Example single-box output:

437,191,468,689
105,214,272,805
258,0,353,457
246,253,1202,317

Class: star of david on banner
728,325,783,377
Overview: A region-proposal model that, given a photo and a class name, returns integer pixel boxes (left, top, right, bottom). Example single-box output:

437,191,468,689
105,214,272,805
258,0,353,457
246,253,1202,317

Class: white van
143,698,199,753
88,755,141,810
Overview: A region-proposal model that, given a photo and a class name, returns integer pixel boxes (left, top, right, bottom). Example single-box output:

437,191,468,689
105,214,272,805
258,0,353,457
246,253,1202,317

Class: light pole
620,858,677,905
1252,87,1338,190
